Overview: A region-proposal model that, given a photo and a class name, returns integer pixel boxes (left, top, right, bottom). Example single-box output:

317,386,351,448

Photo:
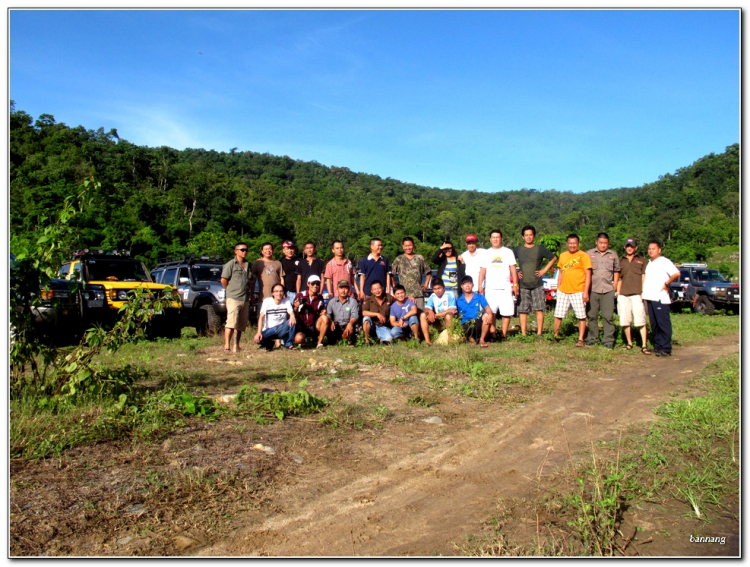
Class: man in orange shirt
553,234,592,347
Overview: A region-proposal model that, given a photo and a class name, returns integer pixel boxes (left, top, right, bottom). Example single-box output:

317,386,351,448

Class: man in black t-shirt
513,226,557,339
281,240,300,301
295,241,326,295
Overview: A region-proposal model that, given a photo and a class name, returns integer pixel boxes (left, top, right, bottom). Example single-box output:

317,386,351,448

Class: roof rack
678,262,709,268
154,254,223,267
71,249,133,259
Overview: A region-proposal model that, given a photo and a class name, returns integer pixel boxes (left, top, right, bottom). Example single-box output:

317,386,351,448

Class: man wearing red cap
461,234,485,293
280,240,299,302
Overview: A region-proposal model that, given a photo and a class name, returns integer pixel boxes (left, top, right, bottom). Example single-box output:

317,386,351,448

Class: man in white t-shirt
460,233,486,293
477,230,519,341
641,241,680,357
254,284,297,350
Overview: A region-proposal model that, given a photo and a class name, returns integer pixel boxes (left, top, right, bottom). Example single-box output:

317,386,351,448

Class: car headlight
117,290,129,301
705,287,715,294
217,289,225,300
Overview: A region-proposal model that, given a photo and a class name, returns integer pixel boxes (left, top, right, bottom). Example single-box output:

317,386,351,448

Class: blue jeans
389,315,420,340
259,320,296,350
286,291,297,302
362,316,394,342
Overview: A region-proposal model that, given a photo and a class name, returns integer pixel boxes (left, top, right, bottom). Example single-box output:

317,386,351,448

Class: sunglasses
236,248,248,252
310,282,321,286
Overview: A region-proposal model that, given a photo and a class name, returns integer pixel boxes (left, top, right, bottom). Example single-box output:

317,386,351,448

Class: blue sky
10,9,739,193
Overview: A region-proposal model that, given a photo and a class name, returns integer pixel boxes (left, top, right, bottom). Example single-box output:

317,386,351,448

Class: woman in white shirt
642,241,680,356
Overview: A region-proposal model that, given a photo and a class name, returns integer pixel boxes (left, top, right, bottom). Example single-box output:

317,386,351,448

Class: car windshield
694,269,728,282
191,265,222,283
85,259,151,282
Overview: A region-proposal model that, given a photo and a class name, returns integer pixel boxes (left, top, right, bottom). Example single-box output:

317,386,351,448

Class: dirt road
199,334,739,556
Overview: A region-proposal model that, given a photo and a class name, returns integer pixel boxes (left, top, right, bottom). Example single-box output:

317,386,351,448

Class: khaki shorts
226,297,250,331
617,294,646,328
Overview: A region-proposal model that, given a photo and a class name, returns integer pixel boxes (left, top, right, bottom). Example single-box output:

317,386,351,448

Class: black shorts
462,319,483,340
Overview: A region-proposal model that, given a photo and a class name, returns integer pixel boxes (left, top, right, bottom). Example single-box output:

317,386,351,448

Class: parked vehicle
151,254,232,335
669,263,739,314
542,269,560,310
56,250,182,335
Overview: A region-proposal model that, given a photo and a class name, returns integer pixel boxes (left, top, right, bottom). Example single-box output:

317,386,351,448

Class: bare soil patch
10,333,739,556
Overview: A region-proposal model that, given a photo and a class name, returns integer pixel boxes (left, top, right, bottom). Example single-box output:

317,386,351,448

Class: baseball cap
337,279,350,288
307,274,321,283
465,234,478,244
282,240,295,249
624,238,637,248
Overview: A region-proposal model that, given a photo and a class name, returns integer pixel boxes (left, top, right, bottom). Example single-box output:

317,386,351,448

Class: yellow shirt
557,251,592,294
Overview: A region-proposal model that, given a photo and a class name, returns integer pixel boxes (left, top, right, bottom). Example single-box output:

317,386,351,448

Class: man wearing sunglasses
220,242,251,353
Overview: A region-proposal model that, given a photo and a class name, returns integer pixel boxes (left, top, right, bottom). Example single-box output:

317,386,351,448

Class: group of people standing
218,228,680,356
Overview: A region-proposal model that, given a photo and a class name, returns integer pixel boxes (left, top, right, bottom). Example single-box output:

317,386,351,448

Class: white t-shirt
461,248,486,292
260,297,293,330
479,247,516,290
642,256,679,304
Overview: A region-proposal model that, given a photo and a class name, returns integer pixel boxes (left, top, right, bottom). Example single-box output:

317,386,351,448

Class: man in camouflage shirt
392,237,432,310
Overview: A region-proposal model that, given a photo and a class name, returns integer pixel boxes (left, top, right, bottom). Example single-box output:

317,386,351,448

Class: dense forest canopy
9,105,739,269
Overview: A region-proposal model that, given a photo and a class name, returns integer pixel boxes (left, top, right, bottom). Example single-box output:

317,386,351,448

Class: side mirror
179,277,190,285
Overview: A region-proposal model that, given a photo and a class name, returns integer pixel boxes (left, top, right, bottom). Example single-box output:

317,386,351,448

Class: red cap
465,234,478,244
282,240,294,249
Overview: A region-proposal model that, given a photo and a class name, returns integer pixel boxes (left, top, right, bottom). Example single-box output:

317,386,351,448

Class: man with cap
280,240,300,302
584,232,620,349
293,274,329,349
460,233,486,293
326,279,360,346
616,238,650,354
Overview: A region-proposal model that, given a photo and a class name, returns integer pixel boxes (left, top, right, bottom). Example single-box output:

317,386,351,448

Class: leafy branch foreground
458,354,740,556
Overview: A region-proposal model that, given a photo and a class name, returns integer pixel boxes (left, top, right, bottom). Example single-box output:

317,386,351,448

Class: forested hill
10,107,739,267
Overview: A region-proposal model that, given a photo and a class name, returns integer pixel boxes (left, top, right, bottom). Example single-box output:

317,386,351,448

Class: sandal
223,348,231,353
641,347,652,355
621,344,633,350
480,341,489,348
575,339,585,347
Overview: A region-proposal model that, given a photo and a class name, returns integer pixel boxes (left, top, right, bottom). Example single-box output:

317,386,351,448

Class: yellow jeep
57,251,182,335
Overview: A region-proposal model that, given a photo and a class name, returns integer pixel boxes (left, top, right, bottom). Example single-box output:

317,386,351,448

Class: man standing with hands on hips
220,242,252,353
642,241,680,357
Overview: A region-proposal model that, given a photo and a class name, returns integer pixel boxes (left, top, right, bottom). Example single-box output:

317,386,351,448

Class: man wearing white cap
293,274,329,349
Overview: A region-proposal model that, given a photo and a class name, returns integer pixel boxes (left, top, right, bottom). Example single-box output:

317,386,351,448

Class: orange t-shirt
557,251,592,294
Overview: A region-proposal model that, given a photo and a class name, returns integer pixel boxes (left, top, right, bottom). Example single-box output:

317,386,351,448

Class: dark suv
669,263,740,315
151,255,231,335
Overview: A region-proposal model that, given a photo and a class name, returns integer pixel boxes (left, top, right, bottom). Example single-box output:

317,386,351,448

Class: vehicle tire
693,295,716,315
196,303,221,336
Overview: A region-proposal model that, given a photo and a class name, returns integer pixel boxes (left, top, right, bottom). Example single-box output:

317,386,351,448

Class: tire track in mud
199,335,738,557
